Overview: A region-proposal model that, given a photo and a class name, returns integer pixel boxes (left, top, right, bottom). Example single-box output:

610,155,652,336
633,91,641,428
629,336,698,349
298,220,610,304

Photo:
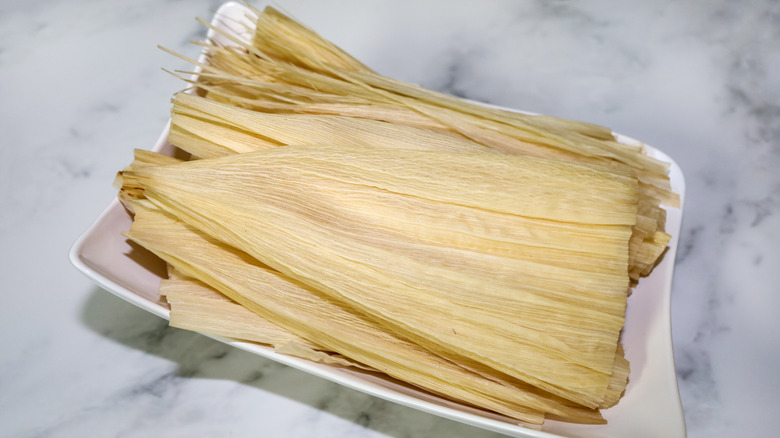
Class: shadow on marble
78,287,504,437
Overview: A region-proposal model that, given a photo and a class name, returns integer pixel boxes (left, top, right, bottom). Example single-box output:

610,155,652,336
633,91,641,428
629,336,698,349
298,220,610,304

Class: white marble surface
1,0,778,437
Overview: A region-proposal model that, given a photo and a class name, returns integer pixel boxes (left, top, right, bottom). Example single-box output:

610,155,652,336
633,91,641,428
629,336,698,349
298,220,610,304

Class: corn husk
128,145,636,408
177,6,674,285
125,202,612,425
162,275,372,370
170,93,491,157
160,6,672,288
165,92,667,285
193,8,677,205
162,276,319,348
112,4,681,424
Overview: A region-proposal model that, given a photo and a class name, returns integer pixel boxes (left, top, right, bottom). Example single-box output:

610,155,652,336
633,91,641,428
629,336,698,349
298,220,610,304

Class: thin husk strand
195,28,591,145
631,231,672,278
250,5,373,74
125,203,607,425
600,344,630,409
545,346,627,420
131,146,636,407
273,341,377,371
167,125,241,159
250,6,610,141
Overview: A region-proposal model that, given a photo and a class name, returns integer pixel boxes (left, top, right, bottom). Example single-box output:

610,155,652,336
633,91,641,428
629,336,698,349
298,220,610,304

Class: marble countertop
2,0,778,437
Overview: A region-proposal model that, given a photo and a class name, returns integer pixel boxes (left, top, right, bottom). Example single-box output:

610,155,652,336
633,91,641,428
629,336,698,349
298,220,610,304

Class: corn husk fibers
161,274,376,371
113,4,682,426
128,145,636,409
166,6,673,283
125,202,609,425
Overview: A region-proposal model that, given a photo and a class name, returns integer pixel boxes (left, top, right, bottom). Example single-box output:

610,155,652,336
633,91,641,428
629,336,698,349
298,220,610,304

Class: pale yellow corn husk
175,62,672,293
632,231,672,278
164,263,185,283
130,149,183,168
246,5,613,144
247,5,669,179
163,95,637,282
179,5,679,284
273,341,375,370
131,145,637,407
164,90,664,282
181,57,662,187
118,153,628,417
600,344,630,409
167,126,238,159
162,277,320,349
190,73,673,210
125,181,632,410
171,117,271,157
119,5,682,423
115,150,184,209
248,5,373,74
162,276,372,370
124,203,610,425
546,345,628,420
192,32,674,194
171,93,491,154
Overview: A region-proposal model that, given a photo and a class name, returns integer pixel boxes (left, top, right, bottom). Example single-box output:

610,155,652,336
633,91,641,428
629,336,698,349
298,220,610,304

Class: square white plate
69,3,686,437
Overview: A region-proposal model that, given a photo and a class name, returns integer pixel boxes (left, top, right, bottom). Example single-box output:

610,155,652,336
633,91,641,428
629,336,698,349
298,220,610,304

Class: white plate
69,3,686,437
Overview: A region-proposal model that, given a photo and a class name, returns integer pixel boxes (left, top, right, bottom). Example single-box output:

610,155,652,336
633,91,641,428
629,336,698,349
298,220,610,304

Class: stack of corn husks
116,5,678,427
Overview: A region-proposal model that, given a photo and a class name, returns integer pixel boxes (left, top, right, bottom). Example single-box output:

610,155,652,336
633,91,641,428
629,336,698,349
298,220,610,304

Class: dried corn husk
165,91,668,284
160,6,673,287
162,276,372,370
170,93,490,157
193,11,677,206
129,145,636,407
125,201,607,424
113,4,681,424
162,276,319,349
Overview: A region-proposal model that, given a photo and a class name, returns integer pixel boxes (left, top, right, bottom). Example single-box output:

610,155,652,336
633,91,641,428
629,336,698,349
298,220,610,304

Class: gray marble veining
1,1,778,437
